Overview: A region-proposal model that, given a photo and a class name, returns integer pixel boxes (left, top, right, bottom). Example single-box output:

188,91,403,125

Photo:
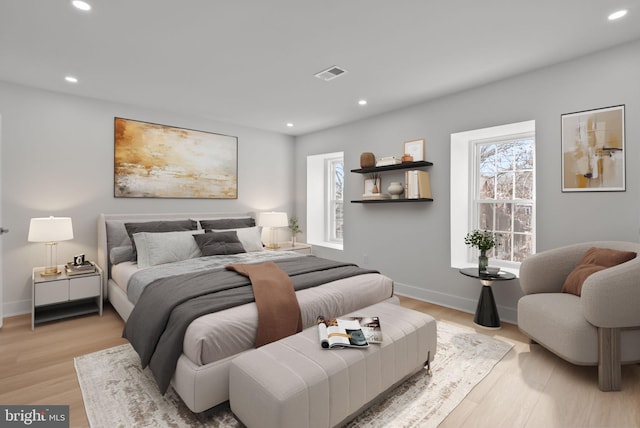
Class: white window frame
450,120,535,274
307,152,344,250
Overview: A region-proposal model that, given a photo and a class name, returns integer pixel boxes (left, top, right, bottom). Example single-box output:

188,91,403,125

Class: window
450,121,535,271
473,134,535,263
328,157,344,242
307,152,344,250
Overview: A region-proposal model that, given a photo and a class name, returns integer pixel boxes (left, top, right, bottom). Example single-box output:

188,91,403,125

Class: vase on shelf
360,152,376,168
387,182,404,199
478,250,488,272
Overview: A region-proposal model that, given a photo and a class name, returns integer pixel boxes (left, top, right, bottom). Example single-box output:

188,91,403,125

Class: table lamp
258,212,288,249
28,216,74,276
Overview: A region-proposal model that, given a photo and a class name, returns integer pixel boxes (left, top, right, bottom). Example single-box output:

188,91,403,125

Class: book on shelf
405,170,432,199
317,316,370,348
65,261,96,275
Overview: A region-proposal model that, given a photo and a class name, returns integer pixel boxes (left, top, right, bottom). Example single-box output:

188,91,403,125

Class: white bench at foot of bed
229,301,437,428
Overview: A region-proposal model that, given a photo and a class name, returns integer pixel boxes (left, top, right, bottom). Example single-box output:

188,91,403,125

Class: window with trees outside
473,133,535,263
450,120,535,271
307,152,344,250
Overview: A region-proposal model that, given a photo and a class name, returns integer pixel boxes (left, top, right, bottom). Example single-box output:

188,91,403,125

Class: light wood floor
1,297,638,427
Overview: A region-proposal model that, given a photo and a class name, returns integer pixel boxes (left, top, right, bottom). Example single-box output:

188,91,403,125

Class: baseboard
394,281,517,325
3,299,32,318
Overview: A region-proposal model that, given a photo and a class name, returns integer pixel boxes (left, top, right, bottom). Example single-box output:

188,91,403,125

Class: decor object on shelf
288,216,302,246
404,139,425,161
464,229,497,272
359,152,376,168
114,117,238,199
365,173,380,194
387,182,404,199
28,216,74,276
561,105,625,192
376,156,401,167
401,154,413,163
258,212,288,249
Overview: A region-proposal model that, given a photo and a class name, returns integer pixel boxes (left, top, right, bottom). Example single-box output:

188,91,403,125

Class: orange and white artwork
114,118,237,198
561,105,625,192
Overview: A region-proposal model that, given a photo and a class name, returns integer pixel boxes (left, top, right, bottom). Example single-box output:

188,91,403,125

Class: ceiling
1,1,639,136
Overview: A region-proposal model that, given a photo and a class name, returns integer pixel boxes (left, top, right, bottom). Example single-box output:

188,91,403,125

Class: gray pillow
198,218,255,230
125,220,197,258
193,231,246,256
110,245,134,265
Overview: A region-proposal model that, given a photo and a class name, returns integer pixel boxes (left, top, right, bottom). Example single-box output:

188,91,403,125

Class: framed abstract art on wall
114,118,238,198
561,105,625,192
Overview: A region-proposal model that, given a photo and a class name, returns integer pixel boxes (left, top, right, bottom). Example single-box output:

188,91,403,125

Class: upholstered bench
229,301,437,428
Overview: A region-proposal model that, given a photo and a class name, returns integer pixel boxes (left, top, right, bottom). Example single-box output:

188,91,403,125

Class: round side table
459,267,516,329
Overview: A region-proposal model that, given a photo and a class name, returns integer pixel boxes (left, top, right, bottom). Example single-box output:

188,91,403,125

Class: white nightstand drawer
35,280,69,306
69,274,101,299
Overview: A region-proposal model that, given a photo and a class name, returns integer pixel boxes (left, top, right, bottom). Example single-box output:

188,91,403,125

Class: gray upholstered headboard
97,212,255,296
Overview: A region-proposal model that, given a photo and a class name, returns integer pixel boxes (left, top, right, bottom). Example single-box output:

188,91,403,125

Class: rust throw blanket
226,262,302,347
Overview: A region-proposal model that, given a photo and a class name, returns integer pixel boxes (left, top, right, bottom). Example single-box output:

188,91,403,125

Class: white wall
0,81,295,316
295,39,640,323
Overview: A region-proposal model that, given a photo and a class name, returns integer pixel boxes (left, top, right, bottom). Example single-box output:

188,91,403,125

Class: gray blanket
123,256,378,393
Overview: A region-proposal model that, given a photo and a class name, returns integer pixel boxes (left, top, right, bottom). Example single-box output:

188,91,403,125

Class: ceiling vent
314,65,348,81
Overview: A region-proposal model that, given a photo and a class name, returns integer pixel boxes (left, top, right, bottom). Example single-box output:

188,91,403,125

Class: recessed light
358,99,367,106
286,123,294,128
72,1,92,11
65,76,78,83
608,9,627,20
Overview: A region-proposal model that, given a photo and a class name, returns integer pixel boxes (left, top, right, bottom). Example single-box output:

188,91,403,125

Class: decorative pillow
133,230,205,268
562,247,637,296
193,231,246,256
110,245,134,265
125,220,198,258
198,218,255,230
208,226,264,252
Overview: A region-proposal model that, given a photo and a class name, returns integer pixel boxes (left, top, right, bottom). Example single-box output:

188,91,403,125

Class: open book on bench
317,315,382,348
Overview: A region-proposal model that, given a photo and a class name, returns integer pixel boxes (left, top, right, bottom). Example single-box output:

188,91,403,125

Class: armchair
517,241,640,391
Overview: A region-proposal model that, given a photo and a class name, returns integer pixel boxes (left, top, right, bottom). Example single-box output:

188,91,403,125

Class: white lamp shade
258,212,288,228
28,217,74,242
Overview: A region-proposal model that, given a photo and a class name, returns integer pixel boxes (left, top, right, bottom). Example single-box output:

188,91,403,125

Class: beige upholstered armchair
517,241,640,391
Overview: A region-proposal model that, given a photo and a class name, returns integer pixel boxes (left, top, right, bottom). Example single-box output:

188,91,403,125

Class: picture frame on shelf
404,139,425,161
363,177,381,195
561,105,625,192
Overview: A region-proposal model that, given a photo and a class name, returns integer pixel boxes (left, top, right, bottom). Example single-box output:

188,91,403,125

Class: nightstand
267,242,313,255
32,263,103,330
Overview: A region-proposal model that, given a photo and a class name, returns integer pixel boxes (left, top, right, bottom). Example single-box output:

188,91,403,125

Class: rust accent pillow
562,247,636,296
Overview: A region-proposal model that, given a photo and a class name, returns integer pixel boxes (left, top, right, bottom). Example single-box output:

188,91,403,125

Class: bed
96,212,395,412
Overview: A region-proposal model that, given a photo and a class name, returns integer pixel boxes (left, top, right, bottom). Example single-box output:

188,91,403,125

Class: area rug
75,321,513,428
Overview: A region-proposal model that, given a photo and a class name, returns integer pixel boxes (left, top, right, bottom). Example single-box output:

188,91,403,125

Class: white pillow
133,230,205,268
210,226,264,252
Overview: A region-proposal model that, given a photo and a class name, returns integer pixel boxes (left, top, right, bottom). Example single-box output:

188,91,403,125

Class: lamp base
40,266,61,277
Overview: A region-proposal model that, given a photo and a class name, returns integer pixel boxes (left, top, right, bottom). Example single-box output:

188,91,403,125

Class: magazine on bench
316,315,382,348
342,316,383,344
